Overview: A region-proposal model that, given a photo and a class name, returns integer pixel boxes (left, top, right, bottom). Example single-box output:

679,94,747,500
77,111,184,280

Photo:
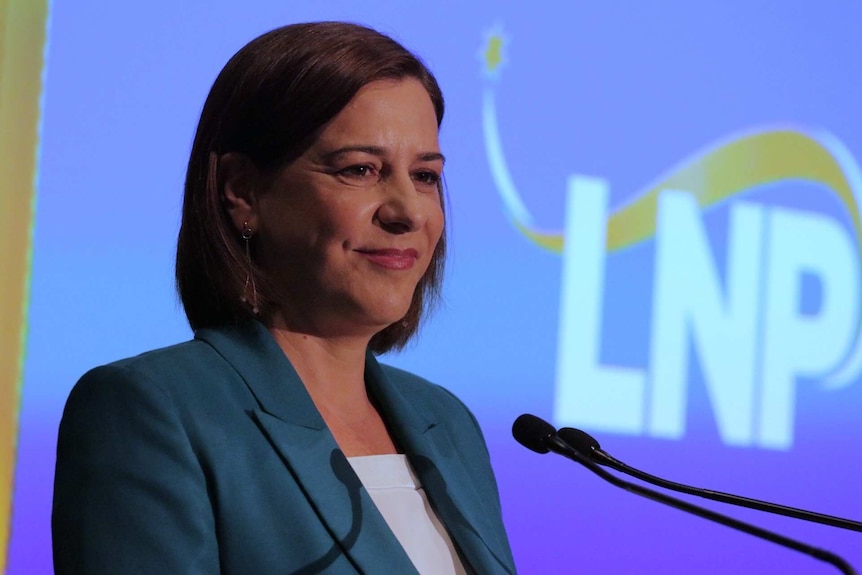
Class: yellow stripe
607,130,861,252
0,0,49,570
515,221,563,252
516,130,861,256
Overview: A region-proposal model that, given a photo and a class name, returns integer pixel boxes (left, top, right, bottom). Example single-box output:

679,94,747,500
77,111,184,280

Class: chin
341,284,417,330
368,298,413,327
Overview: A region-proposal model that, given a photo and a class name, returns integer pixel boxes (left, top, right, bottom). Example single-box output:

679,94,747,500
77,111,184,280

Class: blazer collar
196,321,512,574
196,320,324,428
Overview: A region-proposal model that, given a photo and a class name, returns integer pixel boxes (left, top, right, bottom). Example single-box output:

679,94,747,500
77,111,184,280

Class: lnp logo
480,28,862,450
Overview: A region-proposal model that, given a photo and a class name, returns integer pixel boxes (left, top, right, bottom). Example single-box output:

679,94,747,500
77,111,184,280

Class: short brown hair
176,22,446,353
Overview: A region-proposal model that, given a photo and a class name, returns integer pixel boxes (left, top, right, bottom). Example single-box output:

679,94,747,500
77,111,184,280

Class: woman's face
249,78,445,338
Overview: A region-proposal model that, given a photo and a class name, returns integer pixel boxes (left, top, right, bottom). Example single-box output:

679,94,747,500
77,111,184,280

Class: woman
52,21,516,575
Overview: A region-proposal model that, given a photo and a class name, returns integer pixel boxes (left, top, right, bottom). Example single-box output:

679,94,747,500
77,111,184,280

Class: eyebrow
321,145,446,165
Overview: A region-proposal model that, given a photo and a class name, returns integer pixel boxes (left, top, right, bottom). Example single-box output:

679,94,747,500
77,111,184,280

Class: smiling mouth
355,248,419,270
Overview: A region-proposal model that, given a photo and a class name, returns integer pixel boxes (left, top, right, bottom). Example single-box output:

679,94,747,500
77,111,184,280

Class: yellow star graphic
484,34,504,73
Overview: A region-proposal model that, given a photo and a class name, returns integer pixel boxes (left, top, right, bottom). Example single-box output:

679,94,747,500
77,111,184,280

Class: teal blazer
52,321,516,574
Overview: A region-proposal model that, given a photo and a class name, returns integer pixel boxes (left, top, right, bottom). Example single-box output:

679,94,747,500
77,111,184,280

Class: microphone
557,426,862,533
511,412,558,454
512,414,857,575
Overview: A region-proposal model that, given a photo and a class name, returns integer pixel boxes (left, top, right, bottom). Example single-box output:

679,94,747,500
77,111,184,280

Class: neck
266,315,400,456
267,321,371,405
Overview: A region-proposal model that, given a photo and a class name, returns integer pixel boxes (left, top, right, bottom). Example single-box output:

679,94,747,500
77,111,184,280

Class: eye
413,170,441,186
339,164,377,178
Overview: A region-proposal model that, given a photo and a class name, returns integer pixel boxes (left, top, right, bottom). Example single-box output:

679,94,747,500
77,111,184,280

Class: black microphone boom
557,426,862,533
512,414,857,575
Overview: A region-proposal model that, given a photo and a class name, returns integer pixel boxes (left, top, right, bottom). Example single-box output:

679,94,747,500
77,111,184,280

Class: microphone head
512,414,556,454
558,427,602,454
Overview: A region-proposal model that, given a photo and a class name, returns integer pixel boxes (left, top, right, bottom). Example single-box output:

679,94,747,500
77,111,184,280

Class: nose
374,172,429,234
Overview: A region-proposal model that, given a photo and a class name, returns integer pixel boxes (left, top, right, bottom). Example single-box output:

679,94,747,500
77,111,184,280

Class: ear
220,152,261,233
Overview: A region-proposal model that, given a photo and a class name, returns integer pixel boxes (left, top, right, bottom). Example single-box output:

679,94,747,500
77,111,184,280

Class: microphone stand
557,427,862,533
536,431,857,574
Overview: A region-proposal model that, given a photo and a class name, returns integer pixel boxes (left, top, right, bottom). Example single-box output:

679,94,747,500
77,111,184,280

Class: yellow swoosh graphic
513,129,862,254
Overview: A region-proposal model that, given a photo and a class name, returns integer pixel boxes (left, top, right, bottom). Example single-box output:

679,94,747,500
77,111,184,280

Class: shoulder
64,340,205,422
62,337,255,449
84,338,224,383
71,338,236,403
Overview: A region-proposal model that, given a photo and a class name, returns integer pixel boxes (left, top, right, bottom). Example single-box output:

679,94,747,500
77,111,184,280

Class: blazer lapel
365,356,515,575
196,322,418,575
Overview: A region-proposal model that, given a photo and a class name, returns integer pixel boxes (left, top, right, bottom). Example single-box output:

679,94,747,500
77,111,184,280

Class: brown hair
175,22,445,353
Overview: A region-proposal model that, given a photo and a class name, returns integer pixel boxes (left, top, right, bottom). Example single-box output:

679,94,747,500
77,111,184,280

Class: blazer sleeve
52,364,219,575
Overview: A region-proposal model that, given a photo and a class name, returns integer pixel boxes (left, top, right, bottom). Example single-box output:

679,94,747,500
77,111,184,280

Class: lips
355,248,419,270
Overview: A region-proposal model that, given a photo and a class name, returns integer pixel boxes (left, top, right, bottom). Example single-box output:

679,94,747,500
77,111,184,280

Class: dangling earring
240,222,259,314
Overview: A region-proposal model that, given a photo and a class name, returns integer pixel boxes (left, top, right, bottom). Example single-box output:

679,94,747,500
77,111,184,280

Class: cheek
428,202,445,246
322,199,379,246
259,192,345,247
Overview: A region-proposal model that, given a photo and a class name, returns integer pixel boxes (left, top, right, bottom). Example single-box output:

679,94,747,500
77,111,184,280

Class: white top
347,454,469,575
